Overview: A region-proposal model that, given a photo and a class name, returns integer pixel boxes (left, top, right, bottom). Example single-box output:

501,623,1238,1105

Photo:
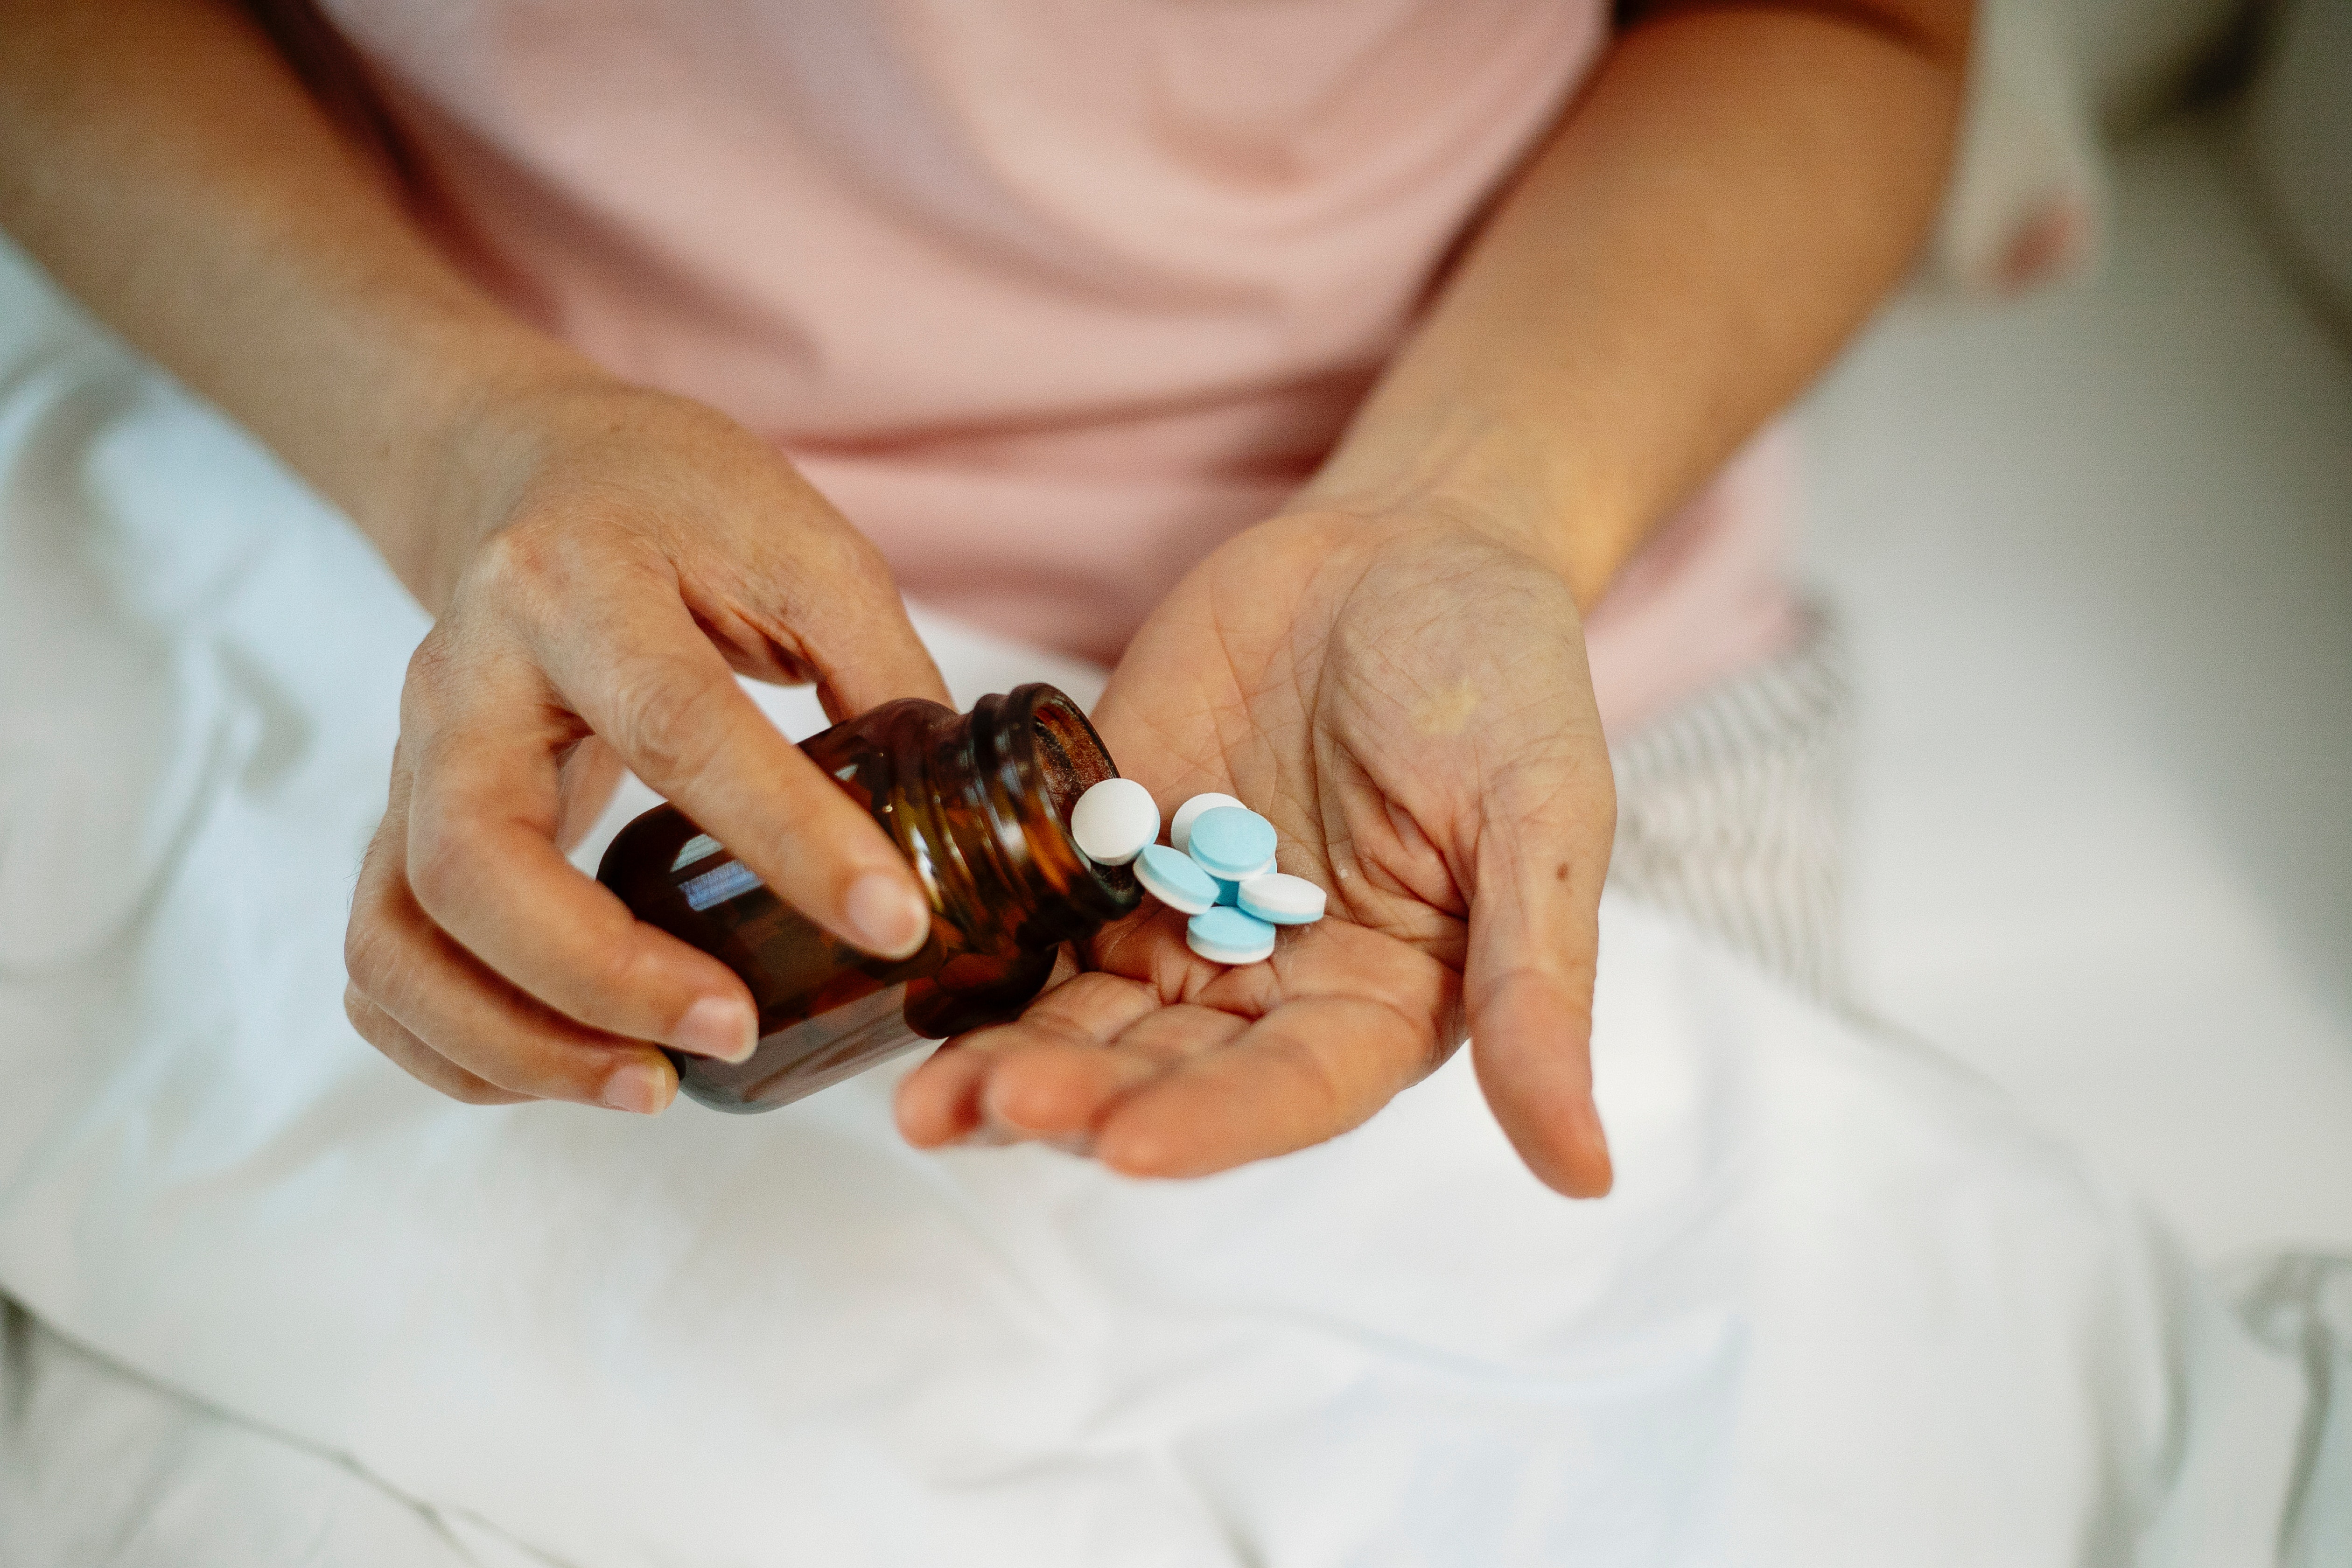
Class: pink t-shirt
328,0,1793,731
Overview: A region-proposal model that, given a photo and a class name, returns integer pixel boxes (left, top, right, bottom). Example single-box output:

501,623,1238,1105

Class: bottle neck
890,684,1139,953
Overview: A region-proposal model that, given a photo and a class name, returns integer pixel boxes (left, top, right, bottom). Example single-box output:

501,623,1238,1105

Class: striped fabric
1604,605,1851,1001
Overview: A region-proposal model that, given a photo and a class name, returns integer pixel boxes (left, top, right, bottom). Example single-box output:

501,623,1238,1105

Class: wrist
1296,406,1635,609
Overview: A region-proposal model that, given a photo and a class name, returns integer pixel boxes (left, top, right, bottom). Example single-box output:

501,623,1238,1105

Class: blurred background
1799,0,2352,1262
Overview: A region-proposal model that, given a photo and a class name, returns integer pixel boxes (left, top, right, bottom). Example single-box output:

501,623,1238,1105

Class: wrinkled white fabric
0,246,2341,1566
0,1302,490,1568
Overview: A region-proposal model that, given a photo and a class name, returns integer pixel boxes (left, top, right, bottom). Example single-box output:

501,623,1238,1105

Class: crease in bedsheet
0,1299,491,1568
0,237,2342,1566
0,369,217,977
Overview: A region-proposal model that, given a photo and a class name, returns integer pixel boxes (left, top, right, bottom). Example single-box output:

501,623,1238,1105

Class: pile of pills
1068,779,1326,966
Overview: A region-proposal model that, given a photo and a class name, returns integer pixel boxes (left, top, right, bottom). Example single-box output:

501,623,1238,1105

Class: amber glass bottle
596,684,1140,1113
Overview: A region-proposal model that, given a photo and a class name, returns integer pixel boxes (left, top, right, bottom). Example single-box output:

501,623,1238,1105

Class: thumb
1463,769,1616,1198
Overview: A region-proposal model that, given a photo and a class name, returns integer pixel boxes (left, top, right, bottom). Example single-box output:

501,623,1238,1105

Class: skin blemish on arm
1407,679,1480,737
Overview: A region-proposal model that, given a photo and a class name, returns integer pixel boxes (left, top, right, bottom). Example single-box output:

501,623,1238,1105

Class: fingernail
672,994,757,1063
845,870,931,959
602,1058,673,1116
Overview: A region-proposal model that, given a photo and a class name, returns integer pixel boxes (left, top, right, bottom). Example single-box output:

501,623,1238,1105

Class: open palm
896,510,1619,1196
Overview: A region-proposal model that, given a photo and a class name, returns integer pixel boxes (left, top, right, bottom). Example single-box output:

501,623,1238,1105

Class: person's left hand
895,508,1618,1196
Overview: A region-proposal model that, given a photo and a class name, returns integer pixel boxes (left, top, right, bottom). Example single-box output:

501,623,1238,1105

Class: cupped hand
343,380,949,1114
896,509,1617,1196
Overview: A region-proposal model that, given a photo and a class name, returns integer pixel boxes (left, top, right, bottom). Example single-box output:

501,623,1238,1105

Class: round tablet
1168,792,1245,856
1068,777,1158,868
1184,806,1276,881
1237,872,1325,925
1134,843,1219,915
1186,906,1277,966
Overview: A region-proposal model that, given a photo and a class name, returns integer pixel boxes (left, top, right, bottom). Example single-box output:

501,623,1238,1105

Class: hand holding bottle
342,381,950,1115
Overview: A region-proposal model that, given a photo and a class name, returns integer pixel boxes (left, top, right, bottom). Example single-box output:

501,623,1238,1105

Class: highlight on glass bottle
596,684,1139,1113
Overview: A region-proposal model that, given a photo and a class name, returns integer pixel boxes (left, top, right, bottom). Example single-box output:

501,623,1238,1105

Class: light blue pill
1186,905,1278,965
1134,844,1219,915
1214,877,1241,906
1185,806,1276,881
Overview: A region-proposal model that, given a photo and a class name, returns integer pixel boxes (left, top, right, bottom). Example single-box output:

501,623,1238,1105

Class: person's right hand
343,378,949,1115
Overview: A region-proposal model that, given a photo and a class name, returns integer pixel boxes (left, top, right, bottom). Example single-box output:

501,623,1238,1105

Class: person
0,0,1968,1200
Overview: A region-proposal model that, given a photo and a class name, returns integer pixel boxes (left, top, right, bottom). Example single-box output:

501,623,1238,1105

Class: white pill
1069,778,1159,868
1168,792,1245,856
1237,872,1325,925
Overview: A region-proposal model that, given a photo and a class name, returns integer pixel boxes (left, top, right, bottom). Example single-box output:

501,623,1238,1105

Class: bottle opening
1029,693,1110,822
985,684,1140,930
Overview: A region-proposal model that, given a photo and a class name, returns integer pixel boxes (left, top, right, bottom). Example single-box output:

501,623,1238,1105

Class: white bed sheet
1,140,2347,1561
1799,114,2352,1263
0,1302,494,1568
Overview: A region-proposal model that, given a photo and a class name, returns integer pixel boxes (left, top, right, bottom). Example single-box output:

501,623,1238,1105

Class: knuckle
442,1072,522,1107
401,626,461,703
403,809,480,924
396,642,465,746
422,1029,530,1099
342,983,381,1037
462,1038,584,1103
459,513,631,643
467,514,568,599
537,925,648,1023
342,898,396,993
586,937,657,1013
605,665,730,790
774,517,887,611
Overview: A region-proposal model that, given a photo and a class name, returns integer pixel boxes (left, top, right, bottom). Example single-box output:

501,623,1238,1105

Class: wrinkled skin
897,510,1618,1197
342,385,948,1116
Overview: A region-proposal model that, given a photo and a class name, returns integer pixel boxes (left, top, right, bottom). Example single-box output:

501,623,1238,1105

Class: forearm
0,0,597,609
1305,1,1971,608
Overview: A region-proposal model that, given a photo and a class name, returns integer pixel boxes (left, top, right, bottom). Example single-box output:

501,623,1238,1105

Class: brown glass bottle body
595,684,1138,1113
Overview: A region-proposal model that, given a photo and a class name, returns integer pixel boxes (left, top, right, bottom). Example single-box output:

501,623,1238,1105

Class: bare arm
0,0,569,607
1309,0,1972,606
0,0,947,1113
901,3,1971,1195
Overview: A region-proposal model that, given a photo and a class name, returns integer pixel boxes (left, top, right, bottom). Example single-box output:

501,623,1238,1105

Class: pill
1214,877,1240,906
1186,906,1277,966
1237,872,1325,925
1185,806,1276,881
1134,843,1219,915
1168,792,1245,856
1069,777,1159,868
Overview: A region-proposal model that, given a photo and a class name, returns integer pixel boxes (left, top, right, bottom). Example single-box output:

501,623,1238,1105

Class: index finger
541,585,936,963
